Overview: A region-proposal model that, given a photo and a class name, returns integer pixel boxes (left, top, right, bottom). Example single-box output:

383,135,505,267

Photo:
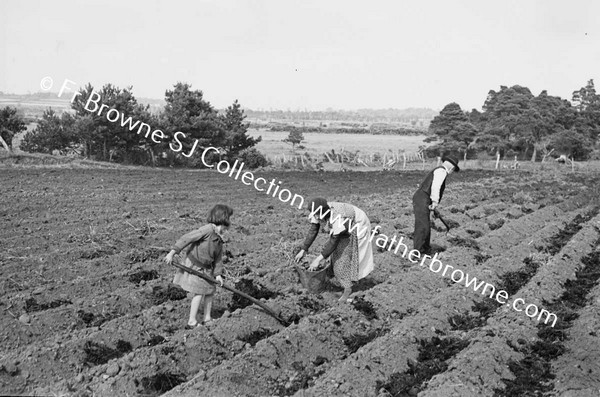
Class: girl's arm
213,249,224,286
164,226,210,265
170,227,211,254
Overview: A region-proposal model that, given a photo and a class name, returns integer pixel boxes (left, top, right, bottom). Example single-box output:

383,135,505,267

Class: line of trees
245,108,437,125
262,123,425,135
425,80,600,161
10,82,265,167
3,80,599,164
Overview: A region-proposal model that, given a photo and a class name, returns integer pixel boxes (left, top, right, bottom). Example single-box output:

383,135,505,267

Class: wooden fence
267,148,429,170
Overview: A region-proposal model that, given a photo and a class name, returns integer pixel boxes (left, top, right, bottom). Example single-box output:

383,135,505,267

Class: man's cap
441,154,460,172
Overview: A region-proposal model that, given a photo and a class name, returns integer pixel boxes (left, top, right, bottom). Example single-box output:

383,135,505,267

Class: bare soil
0,168,599,397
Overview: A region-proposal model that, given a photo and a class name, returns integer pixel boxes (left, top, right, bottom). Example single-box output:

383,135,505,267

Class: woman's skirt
172,256,216,295
330,207,374,288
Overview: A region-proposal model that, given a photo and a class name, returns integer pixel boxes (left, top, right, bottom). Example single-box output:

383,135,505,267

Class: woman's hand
215,275,224,287
309,254,324,271
164,250,176,265
295,249,305,262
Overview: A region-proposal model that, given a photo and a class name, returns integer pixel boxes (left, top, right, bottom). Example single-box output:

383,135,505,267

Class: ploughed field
1,167,599,397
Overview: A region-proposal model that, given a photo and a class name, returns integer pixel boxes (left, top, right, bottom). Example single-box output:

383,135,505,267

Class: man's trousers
412,189,431,254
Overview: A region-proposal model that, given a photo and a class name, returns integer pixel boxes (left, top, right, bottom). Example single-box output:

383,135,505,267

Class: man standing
412,154,460,255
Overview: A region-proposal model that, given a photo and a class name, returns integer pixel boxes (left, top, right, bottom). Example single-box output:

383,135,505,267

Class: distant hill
0,92,166,119
0,92,438,127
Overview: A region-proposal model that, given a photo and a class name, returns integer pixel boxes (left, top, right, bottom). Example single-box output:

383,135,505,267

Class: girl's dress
171,223,224,295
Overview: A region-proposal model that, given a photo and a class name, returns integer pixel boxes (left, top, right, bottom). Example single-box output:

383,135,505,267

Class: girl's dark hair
307,197,330,221
207,204,234,226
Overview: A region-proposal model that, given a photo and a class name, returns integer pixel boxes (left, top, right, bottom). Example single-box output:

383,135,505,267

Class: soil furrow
156,205,577,396
0,286,327,395
418,211,600,397
290,207,590,397
549,249,600,396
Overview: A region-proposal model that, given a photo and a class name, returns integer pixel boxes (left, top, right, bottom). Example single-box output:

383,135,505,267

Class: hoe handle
432,208,451,232
171,260,287,325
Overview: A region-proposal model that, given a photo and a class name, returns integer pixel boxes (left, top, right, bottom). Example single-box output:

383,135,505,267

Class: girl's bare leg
203,294,214,323
188,295,203,326
338,286,352,302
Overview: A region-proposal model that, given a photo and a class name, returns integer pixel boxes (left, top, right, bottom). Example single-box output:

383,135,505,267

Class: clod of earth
126,247,163,263
150,285,187,305
77,309,120,328
146,335,166,347
343,327,389,354
137,372,186,396
351,296,378,320
128,269,159,284
376,336,469,397
447,236,480,250
82,340,132,366
24,297,72,313
228,278,280,311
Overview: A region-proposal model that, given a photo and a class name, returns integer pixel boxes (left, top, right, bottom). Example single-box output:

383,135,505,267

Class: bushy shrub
587,149,600,160
236,147,269,169
20,110,77,154
475,151,494,168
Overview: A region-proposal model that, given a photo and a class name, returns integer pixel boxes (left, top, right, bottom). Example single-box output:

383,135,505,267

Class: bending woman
295,197,375,302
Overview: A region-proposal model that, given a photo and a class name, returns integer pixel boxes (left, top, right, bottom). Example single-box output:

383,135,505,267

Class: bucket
294,257,332,293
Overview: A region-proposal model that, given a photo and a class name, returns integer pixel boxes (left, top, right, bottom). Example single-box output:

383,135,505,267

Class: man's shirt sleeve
430,168,448,203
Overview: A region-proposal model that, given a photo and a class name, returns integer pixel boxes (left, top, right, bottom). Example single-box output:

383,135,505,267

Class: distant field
248,128,429,159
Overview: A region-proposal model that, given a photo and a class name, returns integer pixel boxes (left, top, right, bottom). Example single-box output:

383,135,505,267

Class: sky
1,0,599,111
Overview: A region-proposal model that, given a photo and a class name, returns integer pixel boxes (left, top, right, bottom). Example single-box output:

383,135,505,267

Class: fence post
403,153,406,169
495,152,500,169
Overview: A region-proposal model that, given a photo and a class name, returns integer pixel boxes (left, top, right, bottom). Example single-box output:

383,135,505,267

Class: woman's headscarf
307,197,330,221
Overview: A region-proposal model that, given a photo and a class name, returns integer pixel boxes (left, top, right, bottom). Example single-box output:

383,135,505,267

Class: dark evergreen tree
0,106,27,152
220,100,261,158
283,129,305,153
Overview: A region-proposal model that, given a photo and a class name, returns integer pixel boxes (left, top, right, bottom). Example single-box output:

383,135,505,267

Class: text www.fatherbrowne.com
309,204,558,328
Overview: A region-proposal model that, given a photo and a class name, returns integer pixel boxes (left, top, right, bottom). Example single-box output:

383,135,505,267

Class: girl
295,197,374,302
164,204,233,328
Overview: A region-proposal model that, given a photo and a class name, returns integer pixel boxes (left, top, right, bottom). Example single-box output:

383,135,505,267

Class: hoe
170,259,288,325
432,208,453,234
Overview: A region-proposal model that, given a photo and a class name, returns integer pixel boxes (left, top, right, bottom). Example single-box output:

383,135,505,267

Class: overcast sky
1,0,598,111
